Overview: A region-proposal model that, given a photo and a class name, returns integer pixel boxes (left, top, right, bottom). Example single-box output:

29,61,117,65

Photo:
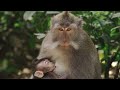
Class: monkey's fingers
34,71,44,78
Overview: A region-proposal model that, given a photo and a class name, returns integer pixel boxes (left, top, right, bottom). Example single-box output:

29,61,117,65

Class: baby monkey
34,59,56,78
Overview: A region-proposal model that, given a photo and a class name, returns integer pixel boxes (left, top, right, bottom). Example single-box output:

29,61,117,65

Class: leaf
23,11,36,21
111,13,120,18
98,50,104,60
46,11,60,15
0,60,8,71
110,26,120,39
34,33,46,39
29,35,36,49
111,26,120,31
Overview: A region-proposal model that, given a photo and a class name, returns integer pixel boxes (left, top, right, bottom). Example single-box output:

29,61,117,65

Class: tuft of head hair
50,11,83,29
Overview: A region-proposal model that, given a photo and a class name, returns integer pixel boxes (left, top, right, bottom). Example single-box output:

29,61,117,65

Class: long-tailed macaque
32,11,101,79
34,59,55,78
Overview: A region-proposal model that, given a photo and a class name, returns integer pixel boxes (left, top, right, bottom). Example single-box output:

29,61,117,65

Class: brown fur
33,11,101,79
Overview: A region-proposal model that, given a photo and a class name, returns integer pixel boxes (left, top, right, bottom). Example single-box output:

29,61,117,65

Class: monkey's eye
58,28,64,31
66,28,71,31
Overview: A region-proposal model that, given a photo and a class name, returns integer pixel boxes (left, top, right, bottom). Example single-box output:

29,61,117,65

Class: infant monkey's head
34,59,56,78
36,59,56,73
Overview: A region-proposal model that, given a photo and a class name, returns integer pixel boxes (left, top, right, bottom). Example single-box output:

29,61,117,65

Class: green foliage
0,11,120,79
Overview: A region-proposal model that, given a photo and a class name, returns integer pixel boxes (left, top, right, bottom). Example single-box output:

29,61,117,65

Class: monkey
36,59,55,73
32,11,101,79
33,59,56,78
33,59,66,79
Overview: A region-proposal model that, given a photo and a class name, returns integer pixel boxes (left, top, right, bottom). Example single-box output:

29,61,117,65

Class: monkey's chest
52,60,69,78
49,48,72,77
51,52,70,76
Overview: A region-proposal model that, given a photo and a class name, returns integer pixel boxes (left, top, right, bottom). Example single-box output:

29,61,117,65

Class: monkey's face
36,59,55,73
51,23,79,48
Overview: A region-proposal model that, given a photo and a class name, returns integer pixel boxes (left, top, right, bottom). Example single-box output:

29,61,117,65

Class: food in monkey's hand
34,59,56,78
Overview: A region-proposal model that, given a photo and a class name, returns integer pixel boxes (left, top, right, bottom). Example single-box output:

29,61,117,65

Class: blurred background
0,11,120,79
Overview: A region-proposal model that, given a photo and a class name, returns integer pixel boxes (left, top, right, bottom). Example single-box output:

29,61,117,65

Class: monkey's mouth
59,42,70,47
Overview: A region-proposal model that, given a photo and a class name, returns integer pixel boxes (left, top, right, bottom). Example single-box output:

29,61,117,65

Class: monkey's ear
77,18,83,28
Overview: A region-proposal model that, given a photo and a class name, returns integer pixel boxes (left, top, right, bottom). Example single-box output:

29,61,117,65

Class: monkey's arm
37,32,55,61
